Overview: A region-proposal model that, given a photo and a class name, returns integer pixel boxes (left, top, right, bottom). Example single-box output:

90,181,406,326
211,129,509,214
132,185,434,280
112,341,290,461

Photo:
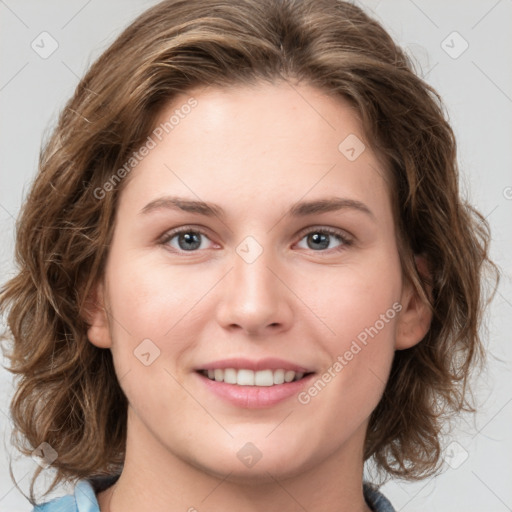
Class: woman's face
88,81,429,480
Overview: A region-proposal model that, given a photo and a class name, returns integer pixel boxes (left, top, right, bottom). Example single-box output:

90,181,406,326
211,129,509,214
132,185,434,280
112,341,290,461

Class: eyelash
159,225,353,255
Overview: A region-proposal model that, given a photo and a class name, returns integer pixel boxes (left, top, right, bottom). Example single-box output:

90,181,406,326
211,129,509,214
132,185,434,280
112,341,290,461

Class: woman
0,1,496,511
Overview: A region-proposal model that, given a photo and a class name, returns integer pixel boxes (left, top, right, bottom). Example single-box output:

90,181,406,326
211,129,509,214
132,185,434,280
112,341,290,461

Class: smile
198,368,310,386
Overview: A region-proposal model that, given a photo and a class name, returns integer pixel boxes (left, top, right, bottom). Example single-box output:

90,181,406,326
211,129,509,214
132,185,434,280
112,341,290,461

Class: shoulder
363,482,396,512
32,480,100,512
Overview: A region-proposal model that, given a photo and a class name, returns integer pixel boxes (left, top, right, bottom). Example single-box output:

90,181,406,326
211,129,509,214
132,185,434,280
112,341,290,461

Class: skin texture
87,81,432,512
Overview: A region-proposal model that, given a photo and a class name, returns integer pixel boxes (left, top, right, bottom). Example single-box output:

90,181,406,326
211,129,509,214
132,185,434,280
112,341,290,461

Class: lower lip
197,372,315,409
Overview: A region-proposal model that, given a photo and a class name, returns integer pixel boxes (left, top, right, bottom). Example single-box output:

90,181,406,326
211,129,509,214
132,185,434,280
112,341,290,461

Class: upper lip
197,358,313,373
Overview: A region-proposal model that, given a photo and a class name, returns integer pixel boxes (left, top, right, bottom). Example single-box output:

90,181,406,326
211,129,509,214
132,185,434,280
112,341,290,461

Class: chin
184,440,318,484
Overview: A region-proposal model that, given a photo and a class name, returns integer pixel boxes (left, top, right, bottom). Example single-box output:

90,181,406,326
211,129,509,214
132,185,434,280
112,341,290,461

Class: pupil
309,233,329,250
179,232,201,251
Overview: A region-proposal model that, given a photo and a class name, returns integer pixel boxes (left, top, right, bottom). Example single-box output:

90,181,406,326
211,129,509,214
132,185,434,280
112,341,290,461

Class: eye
160,227,214,252
295,227,352,252
159,225,353,254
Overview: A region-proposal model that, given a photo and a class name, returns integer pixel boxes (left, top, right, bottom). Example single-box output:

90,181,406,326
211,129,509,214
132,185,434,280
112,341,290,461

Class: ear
83,280,112,349
395,255,433,350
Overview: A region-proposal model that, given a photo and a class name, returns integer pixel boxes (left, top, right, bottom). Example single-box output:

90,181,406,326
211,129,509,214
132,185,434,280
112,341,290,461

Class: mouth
194,359,316,408
197,368,315,386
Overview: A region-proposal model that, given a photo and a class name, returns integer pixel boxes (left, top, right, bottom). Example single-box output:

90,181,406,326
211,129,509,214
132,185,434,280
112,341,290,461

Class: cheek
106,256,213,338
296,257,401,411
297,312,397,447
103,255,217,381
102,257,205,414
302,257,402,344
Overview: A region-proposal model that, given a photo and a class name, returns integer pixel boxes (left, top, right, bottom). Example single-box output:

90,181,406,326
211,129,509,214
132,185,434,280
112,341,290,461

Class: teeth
284,370,295,383
254,369,273,386
202,368,307,386
223,368,237,384
273,369,285,385
237,369,254,386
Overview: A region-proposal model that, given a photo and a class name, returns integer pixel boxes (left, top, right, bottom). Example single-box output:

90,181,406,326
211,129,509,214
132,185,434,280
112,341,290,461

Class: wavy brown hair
0,0,498,504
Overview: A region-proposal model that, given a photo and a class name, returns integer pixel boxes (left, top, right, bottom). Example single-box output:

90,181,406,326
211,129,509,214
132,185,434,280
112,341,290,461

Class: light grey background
1,1,511,511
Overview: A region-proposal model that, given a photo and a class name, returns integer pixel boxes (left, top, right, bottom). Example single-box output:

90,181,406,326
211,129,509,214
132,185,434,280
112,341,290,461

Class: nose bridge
216,235,292,334
234,241,276,300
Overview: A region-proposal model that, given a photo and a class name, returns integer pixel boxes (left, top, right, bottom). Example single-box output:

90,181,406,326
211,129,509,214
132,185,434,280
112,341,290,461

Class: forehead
119,81,392,222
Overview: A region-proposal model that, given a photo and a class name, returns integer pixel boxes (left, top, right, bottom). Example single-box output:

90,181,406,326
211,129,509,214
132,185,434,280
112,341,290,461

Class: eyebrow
140,195,375,220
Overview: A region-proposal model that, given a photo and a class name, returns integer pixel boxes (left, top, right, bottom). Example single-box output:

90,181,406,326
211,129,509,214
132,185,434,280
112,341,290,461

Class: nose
215,244,294,337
